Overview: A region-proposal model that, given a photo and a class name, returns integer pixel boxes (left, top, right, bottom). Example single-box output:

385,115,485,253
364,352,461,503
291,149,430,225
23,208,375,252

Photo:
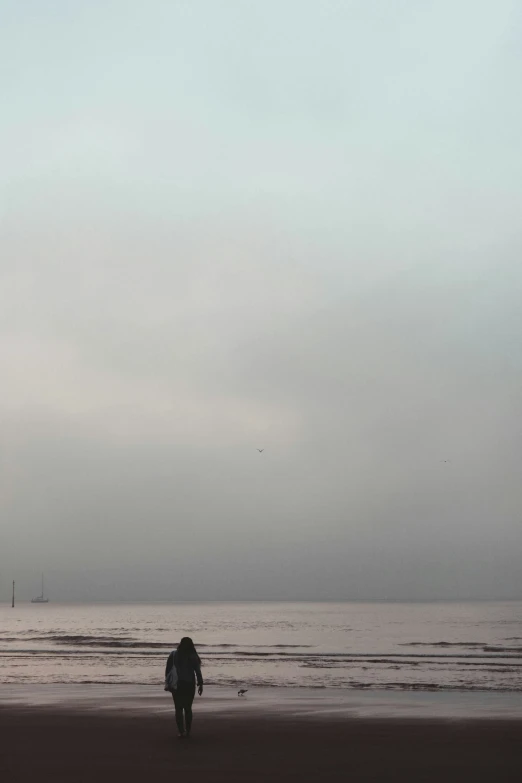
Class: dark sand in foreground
1,705,521,782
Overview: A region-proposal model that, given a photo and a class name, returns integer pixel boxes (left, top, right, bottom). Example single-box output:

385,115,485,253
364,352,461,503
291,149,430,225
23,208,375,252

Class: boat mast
41,573,44,599
12,580,15,608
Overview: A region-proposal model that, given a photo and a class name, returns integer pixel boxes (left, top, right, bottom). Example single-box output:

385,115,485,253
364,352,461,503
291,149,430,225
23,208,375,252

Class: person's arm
195,659,203,694
165,651,174,678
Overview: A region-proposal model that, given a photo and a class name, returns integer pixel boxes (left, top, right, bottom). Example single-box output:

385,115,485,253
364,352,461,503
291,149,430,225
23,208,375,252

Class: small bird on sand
238,689,248,696
257,449,264,453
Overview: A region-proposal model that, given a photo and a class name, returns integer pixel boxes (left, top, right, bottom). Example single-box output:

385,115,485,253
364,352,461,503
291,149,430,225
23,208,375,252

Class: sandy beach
1,687,522,782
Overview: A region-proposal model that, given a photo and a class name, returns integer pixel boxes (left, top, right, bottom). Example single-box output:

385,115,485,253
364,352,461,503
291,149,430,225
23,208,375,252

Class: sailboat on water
31,574,49,604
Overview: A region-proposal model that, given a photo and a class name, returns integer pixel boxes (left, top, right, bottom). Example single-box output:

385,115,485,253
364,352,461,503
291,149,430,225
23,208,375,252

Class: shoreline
3,683,522,720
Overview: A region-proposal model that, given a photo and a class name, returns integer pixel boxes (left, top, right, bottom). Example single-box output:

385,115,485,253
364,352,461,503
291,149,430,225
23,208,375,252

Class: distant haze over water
2,1,522,602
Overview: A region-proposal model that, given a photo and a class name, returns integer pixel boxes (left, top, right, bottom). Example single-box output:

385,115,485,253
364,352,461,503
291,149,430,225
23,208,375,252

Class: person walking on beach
165,637,203,738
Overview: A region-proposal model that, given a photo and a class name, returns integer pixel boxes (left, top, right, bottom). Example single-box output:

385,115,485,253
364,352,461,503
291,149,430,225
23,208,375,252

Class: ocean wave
10,633,520,658
403,641,485,647
1,676,521,693
401,641,522,654
3,634,316,651
196,644,316,650
3,647,522,667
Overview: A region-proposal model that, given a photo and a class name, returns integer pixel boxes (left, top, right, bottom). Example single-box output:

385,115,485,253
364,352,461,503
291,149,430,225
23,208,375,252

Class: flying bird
238,689,248,697
440,460,451,463
257,449,264,453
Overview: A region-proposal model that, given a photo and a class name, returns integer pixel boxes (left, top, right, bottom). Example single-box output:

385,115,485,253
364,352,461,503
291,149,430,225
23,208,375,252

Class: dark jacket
165,649,203,687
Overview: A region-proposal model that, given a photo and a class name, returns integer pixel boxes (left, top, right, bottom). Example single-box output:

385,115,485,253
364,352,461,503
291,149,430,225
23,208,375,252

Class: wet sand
1,703,521,782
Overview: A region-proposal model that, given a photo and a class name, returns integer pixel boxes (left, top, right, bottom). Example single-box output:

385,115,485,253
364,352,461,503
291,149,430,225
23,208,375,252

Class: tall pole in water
12,580,15,608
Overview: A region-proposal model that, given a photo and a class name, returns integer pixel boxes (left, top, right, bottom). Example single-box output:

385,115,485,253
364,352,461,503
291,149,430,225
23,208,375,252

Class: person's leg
184,683,196,736
172,690,185,735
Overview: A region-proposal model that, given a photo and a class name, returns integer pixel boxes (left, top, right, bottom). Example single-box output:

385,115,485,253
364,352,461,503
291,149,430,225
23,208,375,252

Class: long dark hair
176,636,200,664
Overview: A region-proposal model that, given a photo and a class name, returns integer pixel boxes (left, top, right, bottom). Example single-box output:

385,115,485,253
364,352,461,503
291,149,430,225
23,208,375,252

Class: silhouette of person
165,637,203,737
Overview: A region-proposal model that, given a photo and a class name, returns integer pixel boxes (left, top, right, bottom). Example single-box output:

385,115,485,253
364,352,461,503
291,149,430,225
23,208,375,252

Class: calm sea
1,601,522,691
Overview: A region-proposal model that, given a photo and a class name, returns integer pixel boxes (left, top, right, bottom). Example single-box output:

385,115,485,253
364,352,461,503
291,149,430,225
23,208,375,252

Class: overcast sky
1,0,521,601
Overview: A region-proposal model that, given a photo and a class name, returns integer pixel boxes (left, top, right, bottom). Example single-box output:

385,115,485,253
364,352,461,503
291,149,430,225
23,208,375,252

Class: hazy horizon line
3,597,522,606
